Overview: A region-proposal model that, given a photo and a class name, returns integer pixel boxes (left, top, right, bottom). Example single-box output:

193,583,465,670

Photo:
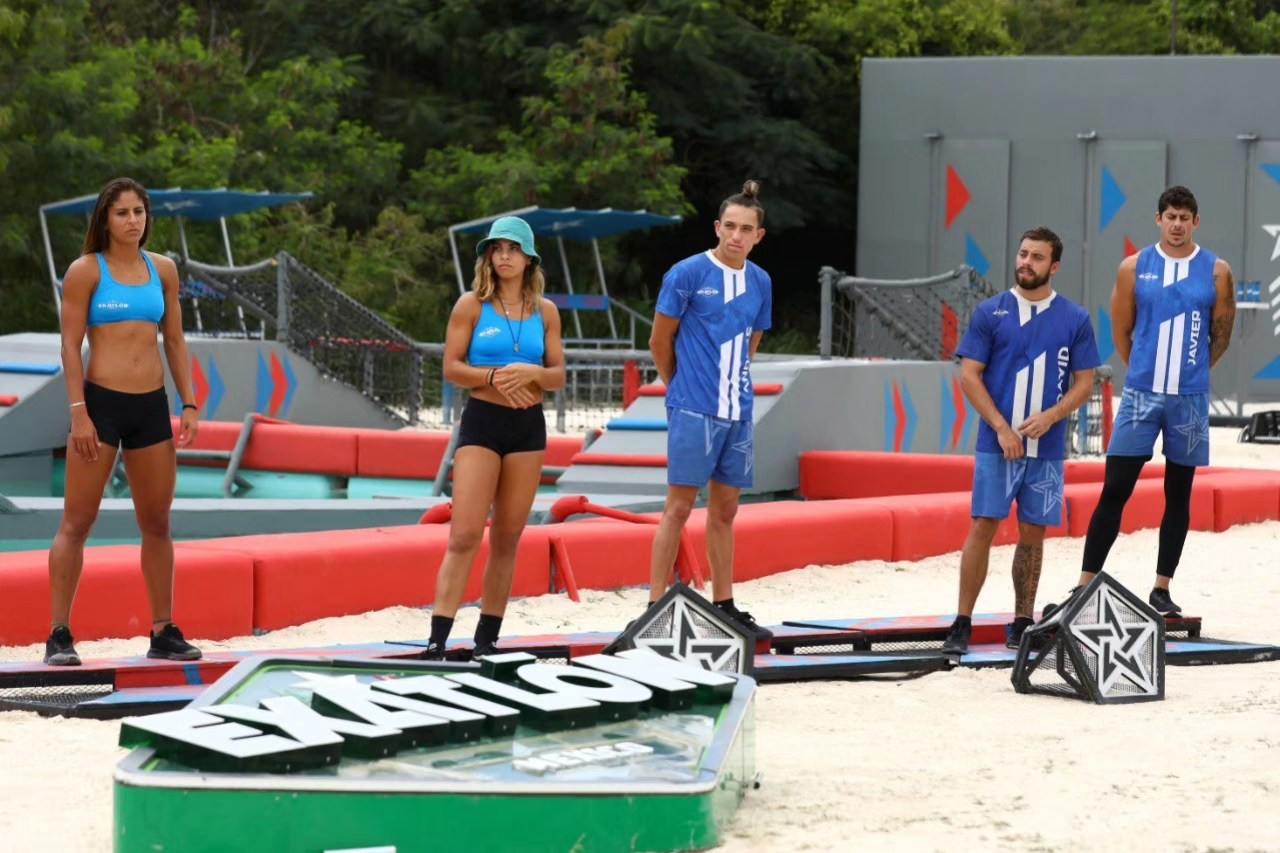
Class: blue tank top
1126,244,1217,395
467,300,546,366
87,252,165,327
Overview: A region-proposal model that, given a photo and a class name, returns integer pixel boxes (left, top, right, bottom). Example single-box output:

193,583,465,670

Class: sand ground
0,429,1276,852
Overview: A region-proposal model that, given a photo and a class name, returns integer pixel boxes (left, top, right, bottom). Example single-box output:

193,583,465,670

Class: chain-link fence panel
819,265,996,361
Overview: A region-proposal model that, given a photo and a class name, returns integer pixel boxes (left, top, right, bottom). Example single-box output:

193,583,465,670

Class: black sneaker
147,624,202,661
1042,586,1084,621
1005,617,1035,650
716,601,774,642
1149,587,1182,616
418,640,446,661
44,625,81,666
471,641,499,659
941,620,971,655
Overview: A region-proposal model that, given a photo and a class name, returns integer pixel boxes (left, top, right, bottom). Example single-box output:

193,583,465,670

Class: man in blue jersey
942,227,1101,655
1074,186,1235,615
646,180,773,641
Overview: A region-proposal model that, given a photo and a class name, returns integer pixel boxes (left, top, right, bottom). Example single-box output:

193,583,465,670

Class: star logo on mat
637,599,741,672
1070,586,1159,697
1171,411,1209,456
1029,464,1064,515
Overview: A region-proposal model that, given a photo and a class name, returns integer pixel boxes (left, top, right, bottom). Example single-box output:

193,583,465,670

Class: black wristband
182,403,197,411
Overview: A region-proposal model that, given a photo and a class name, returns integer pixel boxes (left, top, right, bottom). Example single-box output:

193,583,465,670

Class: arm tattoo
1210,266,1236,368
1011,542,1044,618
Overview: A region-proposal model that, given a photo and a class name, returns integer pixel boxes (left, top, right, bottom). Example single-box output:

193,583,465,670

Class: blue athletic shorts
972,452,1065,527
666,407,753,489
1109,388,1210,467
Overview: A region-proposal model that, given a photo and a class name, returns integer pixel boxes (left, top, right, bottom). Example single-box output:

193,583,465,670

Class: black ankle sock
429,615,455,647
714,598,735,609
474,613,503,646
954,614,972,627
1012,616,1034,628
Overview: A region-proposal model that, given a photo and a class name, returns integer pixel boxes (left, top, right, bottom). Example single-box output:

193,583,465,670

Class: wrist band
487,368,496,386
69,401,86,409
182,403,197,411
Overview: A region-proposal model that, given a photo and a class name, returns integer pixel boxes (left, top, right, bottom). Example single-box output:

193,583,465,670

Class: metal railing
175,252,655,431
819,265,996,360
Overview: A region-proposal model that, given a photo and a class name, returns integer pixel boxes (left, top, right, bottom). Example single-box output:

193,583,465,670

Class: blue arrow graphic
964,233,991,278
901,382,918,452
1097,308,1115,363
1261,163,1280,186
205,357,226,419
1100,167,1127,232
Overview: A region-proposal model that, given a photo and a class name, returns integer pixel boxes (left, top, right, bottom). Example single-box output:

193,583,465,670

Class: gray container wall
858,57,1280,401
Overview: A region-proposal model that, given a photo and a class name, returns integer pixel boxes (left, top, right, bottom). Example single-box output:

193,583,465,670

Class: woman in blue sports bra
44,178,202,667
421,216,566,660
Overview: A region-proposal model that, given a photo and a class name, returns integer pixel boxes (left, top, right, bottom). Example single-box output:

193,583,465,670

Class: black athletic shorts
84,381,173,450
456,397,546,456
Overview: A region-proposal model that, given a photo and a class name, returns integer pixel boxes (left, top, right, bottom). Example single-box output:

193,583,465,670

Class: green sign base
114,658,756,853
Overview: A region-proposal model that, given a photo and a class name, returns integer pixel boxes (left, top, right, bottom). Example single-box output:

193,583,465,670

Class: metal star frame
1012,571,1165,704
606,583,755,676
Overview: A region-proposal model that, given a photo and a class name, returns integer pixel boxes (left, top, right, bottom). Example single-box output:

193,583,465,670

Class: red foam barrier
683,500,895,578
172,417,242,451
549,536,582,602
545,521,657,589
0,394,18,407
240,422,358,476
636,383,783,397
1205,471,1280,531
1064,477,1215,538
355,429,450,479
182,526,550,632
568,453,668,468
0,546,253,645
800,451,975,500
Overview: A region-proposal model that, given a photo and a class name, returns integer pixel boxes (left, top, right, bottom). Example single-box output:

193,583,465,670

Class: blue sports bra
467,300,546,366
87,253,165,327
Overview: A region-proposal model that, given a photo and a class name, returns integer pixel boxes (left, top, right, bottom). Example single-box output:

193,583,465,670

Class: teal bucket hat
475,216,540,264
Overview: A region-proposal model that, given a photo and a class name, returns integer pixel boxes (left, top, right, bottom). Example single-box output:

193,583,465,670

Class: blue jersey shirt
957,289,1101,459
1125,244,1218,396
656,251,772,421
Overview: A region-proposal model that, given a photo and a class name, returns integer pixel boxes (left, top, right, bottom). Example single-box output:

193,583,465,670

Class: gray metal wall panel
936,140,1009,290
859,57,1280,405
856,139,931,279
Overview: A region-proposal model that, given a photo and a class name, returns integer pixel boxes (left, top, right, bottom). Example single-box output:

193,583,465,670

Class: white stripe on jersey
1026,352,1046,458
1166,313,1185,394
1153,319,1171,393
1012,362,1030,432
730,333,743,419
717,338,733,419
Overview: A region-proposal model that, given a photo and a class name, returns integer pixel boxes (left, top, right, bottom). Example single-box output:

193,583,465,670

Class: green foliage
4,0,1280,343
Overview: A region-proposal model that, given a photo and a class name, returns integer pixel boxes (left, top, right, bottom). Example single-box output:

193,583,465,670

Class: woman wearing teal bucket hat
424,216,566,660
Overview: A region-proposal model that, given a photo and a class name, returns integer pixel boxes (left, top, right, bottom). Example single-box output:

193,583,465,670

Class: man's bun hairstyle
719,179,765,224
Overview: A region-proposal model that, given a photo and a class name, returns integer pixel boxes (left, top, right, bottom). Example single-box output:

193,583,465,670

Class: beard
1015,269,1050,290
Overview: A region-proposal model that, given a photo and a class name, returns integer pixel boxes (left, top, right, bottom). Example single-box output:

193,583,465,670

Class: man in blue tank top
646,180,773,641
1076,186,1236,615
942,227,1101,654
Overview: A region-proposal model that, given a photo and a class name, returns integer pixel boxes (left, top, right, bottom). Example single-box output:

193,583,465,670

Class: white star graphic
1028,464,1065,515
1070,586,1160,697
731,436,753,475
1264,224,1280,262
1171,411,1209,456
636,599,743,672
1123,388,1159,427
1005,458,1027,498
697,412,727,454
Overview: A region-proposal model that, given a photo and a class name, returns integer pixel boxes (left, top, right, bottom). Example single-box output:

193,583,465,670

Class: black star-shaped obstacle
1069,585,1159,697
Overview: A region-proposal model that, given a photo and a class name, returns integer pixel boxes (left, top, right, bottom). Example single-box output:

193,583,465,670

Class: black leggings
1080,456,1196,579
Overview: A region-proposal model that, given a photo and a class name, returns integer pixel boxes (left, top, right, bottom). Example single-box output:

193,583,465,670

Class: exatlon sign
115,648,758,853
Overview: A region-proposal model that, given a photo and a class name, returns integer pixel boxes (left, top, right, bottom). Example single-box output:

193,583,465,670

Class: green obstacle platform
114,653,756,853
